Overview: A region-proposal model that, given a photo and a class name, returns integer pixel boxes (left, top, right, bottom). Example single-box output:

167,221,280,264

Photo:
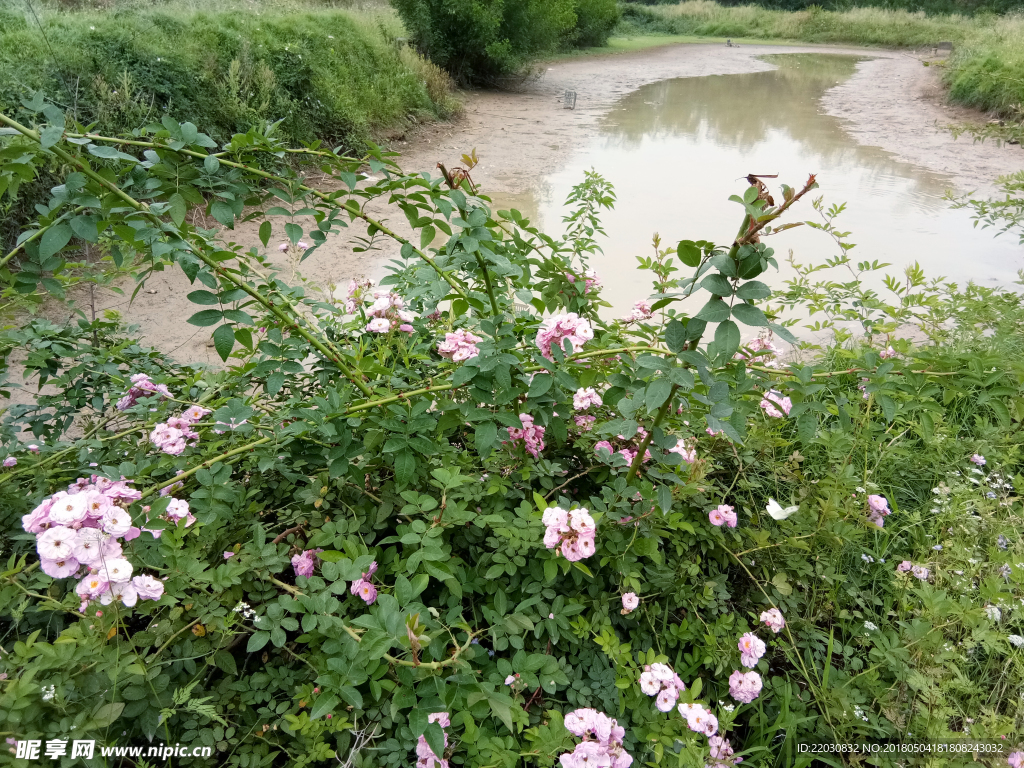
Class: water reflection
520,54,1022,317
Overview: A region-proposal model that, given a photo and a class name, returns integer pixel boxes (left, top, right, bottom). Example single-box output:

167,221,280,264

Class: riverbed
38,42,1024,364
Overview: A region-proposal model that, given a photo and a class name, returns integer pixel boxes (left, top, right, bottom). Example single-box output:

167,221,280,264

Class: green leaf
213,324,235,361
485,564,505,580
694,298,730,322
87,144,138,163
246,631,270,652
528,374,553,398
309,694,339,721
665,319,686,354
88,702,124,729
40,125,63,149
70,215,99,243
267,371,285,395
701,274,733,296
187,309,223,327
487,695,515,733
768,323,798,344
657,485,673,514
645,379,672,412
476,421,497,455
735,280,772,300
270,626,287,647
395,575,413,605
259,220,272,247
424,723,446,761
394,451,415,487
39,223,73,260
714,320,741,357
285,222,303,244
187,289,219,305
731,303,768,327
420,225,436,248
168,193,187,228
210,201,235,228
677,240,701,267
204,154,220,173
797,413,817,444
42,104,66,129
408,708,430,737
214,651,238,675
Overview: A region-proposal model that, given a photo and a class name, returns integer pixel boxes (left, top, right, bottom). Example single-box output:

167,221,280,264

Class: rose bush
1,101,1023,767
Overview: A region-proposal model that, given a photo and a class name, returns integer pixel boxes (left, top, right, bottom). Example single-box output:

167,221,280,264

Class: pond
497,54,1023,317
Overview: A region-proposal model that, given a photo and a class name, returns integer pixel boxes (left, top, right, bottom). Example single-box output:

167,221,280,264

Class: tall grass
617,1,1024,114
0,0,460,148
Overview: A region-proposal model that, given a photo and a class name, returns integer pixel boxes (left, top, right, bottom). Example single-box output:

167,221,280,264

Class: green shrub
391,0,578,83
568,0,622,47
2,105,1024,766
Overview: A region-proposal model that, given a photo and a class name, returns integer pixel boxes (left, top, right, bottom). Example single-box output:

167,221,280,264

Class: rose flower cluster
559,708,633,768
24,476,166,610
542,506,596,562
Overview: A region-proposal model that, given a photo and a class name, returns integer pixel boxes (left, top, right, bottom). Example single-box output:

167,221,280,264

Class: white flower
49,493,90,525
101,507,133,536
864,621,878,631
37,526,76,560
99,558,134,584
1008,635,1024,647
639,671,660,696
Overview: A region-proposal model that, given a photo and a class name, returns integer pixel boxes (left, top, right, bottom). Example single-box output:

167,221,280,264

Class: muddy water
497,54,1023,316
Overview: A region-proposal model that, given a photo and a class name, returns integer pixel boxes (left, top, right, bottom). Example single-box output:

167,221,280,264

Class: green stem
54,126,467,301
140,436,272,499
149,619,202,663
0,111,372,397
338,623,476,670
473,252,500,318
0,416,118,487
0,205,86,269
626,384,679,482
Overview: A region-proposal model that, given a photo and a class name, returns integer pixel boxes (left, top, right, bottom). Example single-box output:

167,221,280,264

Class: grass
545,32,803,59
615,1,1024,115
0,0,462,253
0,0,461,149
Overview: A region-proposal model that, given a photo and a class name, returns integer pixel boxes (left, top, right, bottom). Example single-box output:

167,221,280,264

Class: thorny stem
473,252,500,318
18,123,472,300
140,436,273,499
748,364,962,379
338,623,477,670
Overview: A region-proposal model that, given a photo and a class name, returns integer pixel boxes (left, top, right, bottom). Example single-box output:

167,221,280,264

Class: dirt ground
19,42,1024,375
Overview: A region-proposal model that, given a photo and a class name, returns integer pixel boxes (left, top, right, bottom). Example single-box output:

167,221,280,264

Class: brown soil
15,42,1024,386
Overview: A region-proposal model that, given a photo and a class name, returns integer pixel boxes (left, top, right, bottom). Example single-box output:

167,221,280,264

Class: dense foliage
2,99,1024,768
391,0,619,83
